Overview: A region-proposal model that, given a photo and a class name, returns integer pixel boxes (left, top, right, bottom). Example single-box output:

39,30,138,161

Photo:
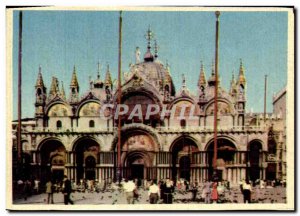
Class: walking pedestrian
23,179,32,201
159,180,166,200
242,179,252,203
163,179,174,204
148,179,160,204
202,180,211,204
46,179,54,204
190,182,198,201
62,175,74,205
33,179,40,194
123,177,136,204
211,181,218,203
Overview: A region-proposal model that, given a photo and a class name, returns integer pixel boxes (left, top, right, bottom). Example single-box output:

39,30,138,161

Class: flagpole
264,75,267,122
213,11,220,180
17,11,23,168
117,11,123,182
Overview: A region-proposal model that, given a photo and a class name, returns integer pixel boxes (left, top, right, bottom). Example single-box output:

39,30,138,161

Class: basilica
12,27,286,186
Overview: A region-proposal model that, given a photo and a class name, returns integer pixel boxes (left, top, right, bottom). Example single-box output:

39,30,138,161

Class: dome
130,61,166,85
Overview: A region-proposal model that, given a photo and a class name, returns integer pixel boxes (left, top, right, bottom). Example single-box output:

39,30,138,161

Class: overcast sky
12,9,288,119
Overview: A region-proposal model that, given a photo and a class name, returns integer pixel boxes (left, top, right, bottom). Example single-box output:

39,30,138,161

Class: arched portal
170,136,199,181
120,130,158,181
124,151,150,185
248,140,262,181
206,138,237,181
38,139,66,183
73,138,100,182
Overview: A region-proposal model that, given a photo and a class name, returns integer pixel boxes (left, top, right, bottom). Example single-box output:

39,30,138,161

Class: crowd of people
15,176,286,205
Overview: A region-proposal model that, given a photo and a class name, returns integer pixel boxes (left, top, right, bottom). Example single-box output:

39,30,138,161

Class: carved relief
123,134,155,151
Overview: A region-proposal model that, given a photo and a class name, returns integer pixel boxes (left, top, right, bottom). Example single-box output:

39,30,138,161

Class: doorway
179,156,191,181
85,156,96,180
52,169,64,183
131,164,144,180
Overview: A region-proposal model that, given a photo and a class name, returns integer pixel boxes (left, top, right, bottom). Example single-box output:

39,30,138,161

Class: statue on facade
135,47,141,64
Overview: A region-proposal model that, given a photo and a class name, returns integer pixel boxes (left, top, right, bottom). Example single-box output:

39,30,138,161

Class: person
23,179,32,201
242,179,252,203
211,181,218,203
239,179,245,193
159,180,166,200
33,179,40,194
148,180,160,204
190,182,198,201
184,180,189,192
259,179,265,189
62,175,74,205
202,180,211,204
123,177,136,204
45,179,54,204
163,179,174,204
217,182,225,202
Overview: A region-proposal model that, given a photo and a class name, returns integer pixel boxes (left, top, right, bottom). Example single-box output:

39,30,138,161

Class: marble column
32,152,36,163
228,168,232,183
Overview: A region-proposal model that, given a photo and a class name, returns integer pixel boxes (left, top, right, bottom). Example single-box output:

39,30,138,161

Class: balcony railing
22,124,266,134
156,125,266,132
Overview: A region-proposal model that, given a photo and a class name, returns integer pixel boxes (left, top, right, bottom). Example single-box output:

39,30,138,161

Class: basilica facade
12,29,286,186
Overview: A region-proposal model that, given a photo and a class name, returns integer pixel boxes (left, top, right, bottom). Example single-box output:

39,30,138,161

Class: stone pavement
13,186,286,205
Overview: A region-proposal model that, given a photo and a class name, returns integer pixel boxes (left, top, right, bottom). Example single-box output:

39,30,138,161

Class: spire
208,61,216,86
35,65,45,87
154,39,158,59
230,71,237,95
207,60,221,86
198,61,207,87
135,47,141,64
60,81,66,100
105,64,113,88
211,60,215,76
164,61,172,83
238,59,246,87
97,61,101,80
179,73,191,97
230,71,235,86
144,26,154,62
35,65,47,105
49,77,59,96
182,74,186,88
70,65,79,93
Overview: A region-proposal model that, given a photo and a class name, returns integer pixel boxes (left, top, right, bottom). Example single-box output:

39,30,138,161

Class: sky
12,9,288,119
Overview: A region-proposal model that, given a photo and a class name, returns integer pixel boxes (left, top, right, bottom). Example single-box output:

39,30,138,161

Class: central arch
123,151,151,184
117,128,159,181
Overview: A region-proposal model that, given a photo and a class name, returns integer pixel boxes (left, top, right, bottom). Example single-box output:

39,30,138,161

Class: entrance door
131,164,144,180
85,156,96,180
52,169,64,182
179,156,191,181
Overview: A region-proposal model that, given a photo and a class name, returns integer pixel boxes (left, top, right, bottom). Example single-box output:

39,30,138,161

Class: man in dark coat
163,179,174,204
62,175,74,205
